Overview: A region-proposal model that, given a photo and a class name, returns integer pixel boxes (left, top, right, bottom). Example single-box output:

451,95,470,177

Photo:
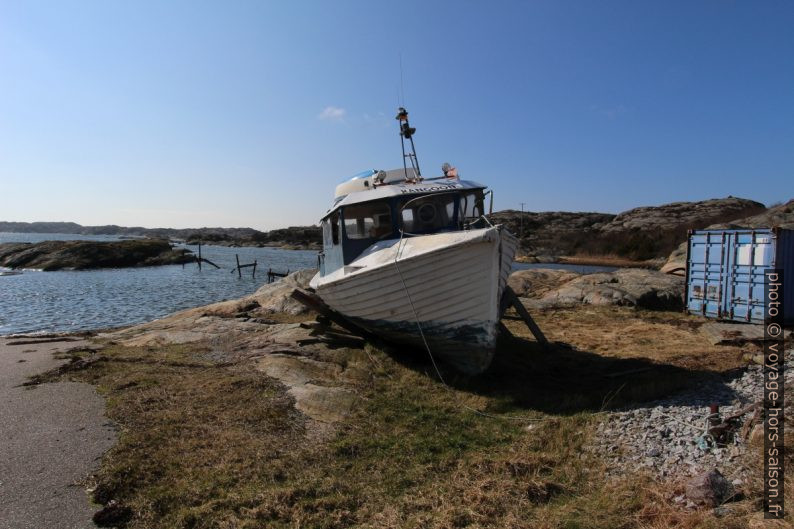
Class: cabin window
461,192,483,221
399,194,457,233
328,212,340,245
342,203,392,240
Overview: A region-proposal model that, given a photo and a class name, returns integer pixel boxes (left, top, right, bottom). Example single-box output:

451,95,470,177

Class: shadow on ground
382,329,739,416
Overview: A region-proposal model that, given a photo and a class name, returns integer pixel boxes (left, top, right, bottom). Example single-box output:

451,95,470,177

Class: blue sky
0,1,791,230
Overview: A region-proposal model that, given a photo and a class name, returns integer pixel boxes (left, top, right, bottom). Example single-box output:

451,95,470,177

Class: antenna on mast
396,107,421,182
399,53,405,107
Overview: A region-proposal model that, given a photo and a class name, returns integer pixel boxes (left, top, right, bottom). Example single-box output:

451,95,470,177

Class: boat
309,108,518,374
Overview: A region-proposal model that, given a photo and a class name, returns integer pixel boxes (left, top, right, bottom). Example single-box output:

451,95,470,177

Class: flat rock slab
257,354,357,424
0,337,116,529
700,322,793,345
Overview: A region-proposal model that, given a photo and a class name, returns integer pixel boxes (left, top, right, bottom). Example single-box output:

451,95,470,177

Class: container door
686,231,728,318
726,231,774,323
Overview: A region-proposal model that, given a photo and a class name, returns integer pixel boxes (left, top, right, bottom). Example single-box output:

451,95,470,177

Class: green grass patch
55,340,778,528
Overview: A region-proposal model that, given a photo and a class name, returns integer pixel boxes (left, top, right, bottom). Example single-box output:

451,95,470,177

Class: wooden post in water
231,255,257,278
197,243,202,270
265,267,290,283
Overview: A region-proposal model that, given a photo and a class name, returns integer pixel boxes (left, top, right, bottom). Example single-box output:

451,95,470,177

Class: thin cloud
317,106,346,121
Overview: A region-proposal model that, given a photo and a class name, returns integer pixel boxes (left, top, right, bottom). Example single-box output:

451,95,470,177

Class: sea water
0,233,317,335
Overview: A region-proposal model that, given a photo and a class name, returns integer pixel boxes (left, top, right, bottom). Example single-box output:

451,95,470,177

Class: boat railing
477,215,494,228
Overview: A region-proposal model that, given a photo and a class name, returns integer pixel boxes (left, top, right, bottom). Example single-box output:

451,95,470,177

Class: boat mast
396,107,421,182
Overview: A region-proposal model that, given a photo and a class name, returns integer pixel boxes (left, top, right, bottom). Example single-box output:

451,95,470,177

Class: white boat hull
310,226,518,374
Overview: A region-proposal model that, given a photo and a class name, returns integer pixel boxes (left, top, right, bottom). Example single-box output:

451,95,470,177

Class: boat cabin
317,178,489,277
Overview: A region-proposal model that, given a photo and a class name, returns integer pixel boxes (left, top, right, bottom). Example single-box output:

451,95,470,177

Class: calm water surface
511,261,617,274
0,233,317,335
0,232,615,335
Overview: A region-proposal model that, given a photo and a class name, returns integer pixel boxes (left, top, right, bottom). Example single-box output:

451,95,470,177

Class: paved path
0,337,116,529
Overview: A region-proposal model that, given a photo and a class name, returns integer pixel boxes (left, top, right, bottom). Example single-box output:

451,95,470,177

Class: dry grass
557,255,659,269
522,306,747,372
253,310,318,324
63,344,306,527
53,308,790,528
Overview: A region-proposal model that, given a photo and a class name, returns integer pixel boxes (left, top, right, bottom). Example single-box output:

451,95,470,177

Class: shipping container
685,228,793,324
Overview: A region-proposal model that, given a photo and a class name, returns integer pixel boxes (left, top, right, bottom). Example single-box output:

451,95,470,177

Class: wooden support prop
290,288,378,342
726,401,761,423
236,254,241,278
500,287,548,347
740,406,762,440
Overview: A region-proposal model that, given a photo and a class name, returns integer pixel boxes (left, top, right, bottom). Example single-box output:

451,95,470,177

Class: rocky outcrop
245,226,322,250
539,269,684,310
101,269,365,426
513,268,685,310
596,197,765,233
507,268,581,298
0,240,193,271
200,268,318,317
660,242,688,276
184,226,322,250
708,198,794,230
488,210,615,259
492,197,765,262
660,198,793,275
106,269,318,347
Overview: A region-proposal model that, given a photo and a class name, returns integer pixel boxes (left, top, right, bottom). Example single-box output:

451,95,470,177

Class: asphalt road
0,337,116,529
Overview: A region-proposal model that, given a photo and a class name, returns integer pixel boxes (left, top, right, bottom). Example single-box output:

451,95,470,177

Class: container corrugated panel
685,228,793,324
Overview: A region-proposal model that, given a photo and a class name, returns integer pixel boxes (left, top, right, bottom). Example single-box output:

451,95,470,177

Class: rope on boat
392,229,546,424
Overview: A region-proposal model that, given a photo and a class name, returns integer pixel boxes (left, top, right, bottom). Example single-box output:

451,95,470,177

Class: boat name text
398,183,463,194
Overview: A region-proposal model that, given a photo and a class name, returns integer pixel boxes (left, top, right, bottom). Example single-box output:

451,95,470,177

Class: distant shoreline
2,194,782,266
0,222,322,252
0,229,321,252
2,231,647,265
178,239,320,251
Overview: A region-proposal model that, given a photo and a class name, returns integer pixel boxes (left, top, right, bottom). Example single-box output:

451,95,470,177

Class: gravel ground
588,347,793,486
0,336,116,529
